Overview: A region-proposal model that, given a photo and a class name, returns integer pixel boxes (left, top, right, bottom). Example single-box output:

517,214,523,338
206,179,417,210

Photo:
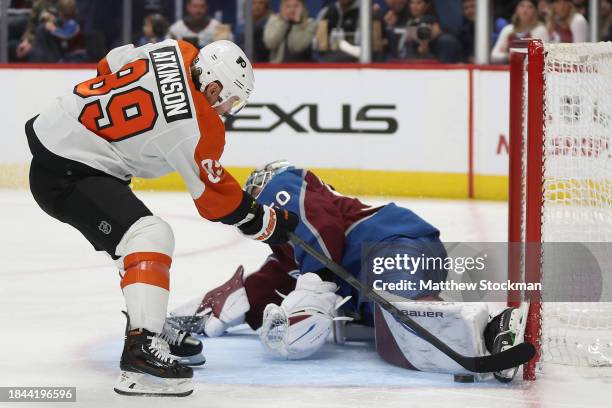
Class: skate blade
174,353,206,366
114,371,194,397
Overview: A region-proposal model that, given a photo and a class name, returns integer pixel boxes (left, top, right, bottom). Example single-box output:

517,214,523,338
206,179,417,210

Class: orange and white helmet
193,40,254,115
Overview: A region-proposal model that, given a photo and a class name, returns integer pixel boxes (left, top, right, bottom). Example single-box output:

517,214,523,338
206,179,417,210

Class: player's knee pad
259,273,351,360
115,215,175,269
375,301,489,377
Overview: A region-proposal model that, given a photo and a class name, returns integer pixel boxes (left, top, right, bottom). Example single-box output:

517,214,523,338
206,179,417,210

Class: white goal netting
535,43,612,369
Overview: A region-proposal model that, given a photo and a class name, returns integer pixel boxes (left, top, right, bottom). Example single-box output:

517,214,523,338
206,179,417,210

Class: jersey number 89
74,59,158,142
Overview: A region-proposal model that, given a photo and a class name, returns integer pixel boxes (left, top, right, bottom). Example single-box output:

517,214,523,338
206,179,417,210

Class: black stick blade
461,342,536,373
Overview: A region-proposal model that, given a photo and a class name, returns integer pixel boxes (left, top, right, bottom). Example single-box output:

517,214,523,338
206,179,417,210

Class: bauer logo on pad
149,46,193,123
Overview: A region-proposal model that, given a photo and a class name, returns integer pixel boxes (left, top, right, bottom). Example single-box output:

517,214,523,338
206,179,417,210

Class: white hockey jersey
33,39,245,221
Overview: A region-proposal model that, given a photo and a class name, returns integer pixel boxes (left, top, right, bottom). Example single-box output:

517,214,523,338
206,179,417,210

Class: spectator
602,0,611,41
137,13,169,46
458,0,475,62
398,0,462,63
236,0,272,63
572,0,588,16
169,0,233,48
28,0,86,62
15,0,57,60
132,0,175,42
314,0,386,61
547,0,589,43
76,0,122,61
7,2,32,61
383,0,411,59
315,0,360,62
538,0,552,20
491,0,549,64
383,0,411,27
264,0,317,63
491,0,513,20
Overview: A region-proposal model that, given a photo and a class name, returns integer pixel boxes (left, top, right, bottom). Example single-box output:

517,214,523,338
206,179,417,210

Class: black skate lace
160,323,188,346
147,335,175,363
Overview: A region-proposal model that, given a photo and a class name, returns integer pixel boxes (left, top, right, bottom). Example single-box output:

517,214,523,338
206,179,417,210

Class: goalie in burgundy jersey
25,41,297,396
169,160,528,382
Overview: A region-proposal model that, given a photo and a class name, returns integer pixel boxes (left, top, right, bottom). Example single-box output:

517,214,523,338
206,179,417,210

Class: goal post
508,39,545,381
508,39,612,380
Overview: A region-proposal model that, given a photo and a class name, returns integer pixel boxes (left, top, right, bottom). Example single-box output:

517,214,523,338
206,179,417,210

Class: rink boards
0,64,510,199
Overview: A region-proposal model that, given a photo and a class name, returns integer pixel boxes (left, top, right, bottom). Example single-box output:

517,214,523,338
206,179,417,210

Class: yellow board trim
132,167,470,199
0,164,510,201
473,175,509,201
0,164,30,188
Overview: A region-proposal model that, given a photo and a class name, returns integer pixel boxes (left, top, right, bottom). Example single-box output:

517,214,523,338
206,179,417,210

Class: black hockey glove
237,202,298,245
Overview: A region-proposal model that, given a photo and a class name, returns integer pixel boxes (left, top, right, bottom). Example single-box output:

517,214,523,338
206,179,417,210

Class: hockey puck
454,374,475,383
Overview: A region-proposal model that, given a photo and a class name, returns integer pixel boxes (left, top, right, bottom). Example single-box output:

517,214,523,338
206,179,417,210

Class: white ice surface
1,189,611,408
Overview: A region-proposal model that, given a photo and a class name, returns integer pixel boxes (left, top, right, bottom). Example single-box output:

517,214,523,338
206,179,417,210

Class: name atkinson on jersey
149,46,193,123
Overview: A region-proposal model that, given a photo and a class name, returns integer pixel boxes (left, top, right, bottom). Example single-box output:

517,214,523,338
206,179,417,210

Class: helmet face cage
216,86,248,115
211,67,250,115
244,160,292,197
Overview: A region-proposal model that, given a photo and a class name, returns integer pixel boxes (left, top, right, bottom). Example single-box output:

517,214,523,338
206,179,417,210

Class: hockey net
508,40,612,380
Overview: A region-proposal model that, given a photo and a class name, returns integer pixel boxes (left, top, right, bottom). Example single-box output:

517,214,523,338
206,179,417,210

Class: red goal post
508,39,545,381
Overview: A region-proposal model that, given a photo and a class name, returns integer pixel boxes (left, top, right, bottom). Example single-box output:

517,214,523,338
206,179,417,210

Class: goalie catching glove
259,273,352,360
235,200,298,245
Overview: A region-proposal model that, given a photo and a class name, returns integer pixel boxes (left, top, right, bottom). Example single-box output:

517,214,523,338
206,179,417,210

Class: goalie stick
288,231,535,374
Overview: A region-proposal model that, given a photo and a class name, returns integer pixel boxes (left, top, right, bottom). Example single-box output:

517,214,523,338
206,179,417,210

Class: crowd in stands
4,0,611,65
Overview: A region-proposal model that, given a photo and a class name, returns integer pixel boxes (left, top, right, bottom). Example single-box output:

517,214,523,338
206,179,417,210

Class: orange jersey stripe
176,41,244,221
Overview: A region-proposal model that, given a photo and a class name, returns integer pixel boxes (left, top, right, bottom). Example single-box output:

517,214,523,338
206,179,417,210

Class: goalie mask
193,40,254,115
245,160,292,198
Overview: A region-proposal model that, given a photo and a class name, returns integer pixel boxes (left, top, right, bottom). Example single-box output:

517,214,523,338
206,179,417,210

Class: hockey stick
287,231,535,374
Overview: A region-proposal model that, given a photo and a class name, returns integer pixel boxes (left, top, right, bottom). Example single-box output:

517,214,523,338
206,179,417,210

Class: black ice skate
114,312,194,397
485,304,528,383
160,322,206,366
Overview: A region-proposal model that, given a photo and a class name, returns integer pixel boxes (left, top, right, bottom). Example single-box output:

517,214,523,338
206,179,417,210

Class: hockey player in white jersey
25,40,298,396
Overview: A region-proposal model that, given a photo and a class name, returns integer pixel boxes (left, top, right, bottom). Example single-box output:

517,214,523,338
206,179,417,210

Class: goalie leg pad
375,301,490,378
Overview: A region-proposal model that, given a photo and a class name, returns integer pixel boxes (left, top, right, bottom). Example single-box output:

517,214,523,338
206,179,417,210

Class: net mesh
535,43,612,369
